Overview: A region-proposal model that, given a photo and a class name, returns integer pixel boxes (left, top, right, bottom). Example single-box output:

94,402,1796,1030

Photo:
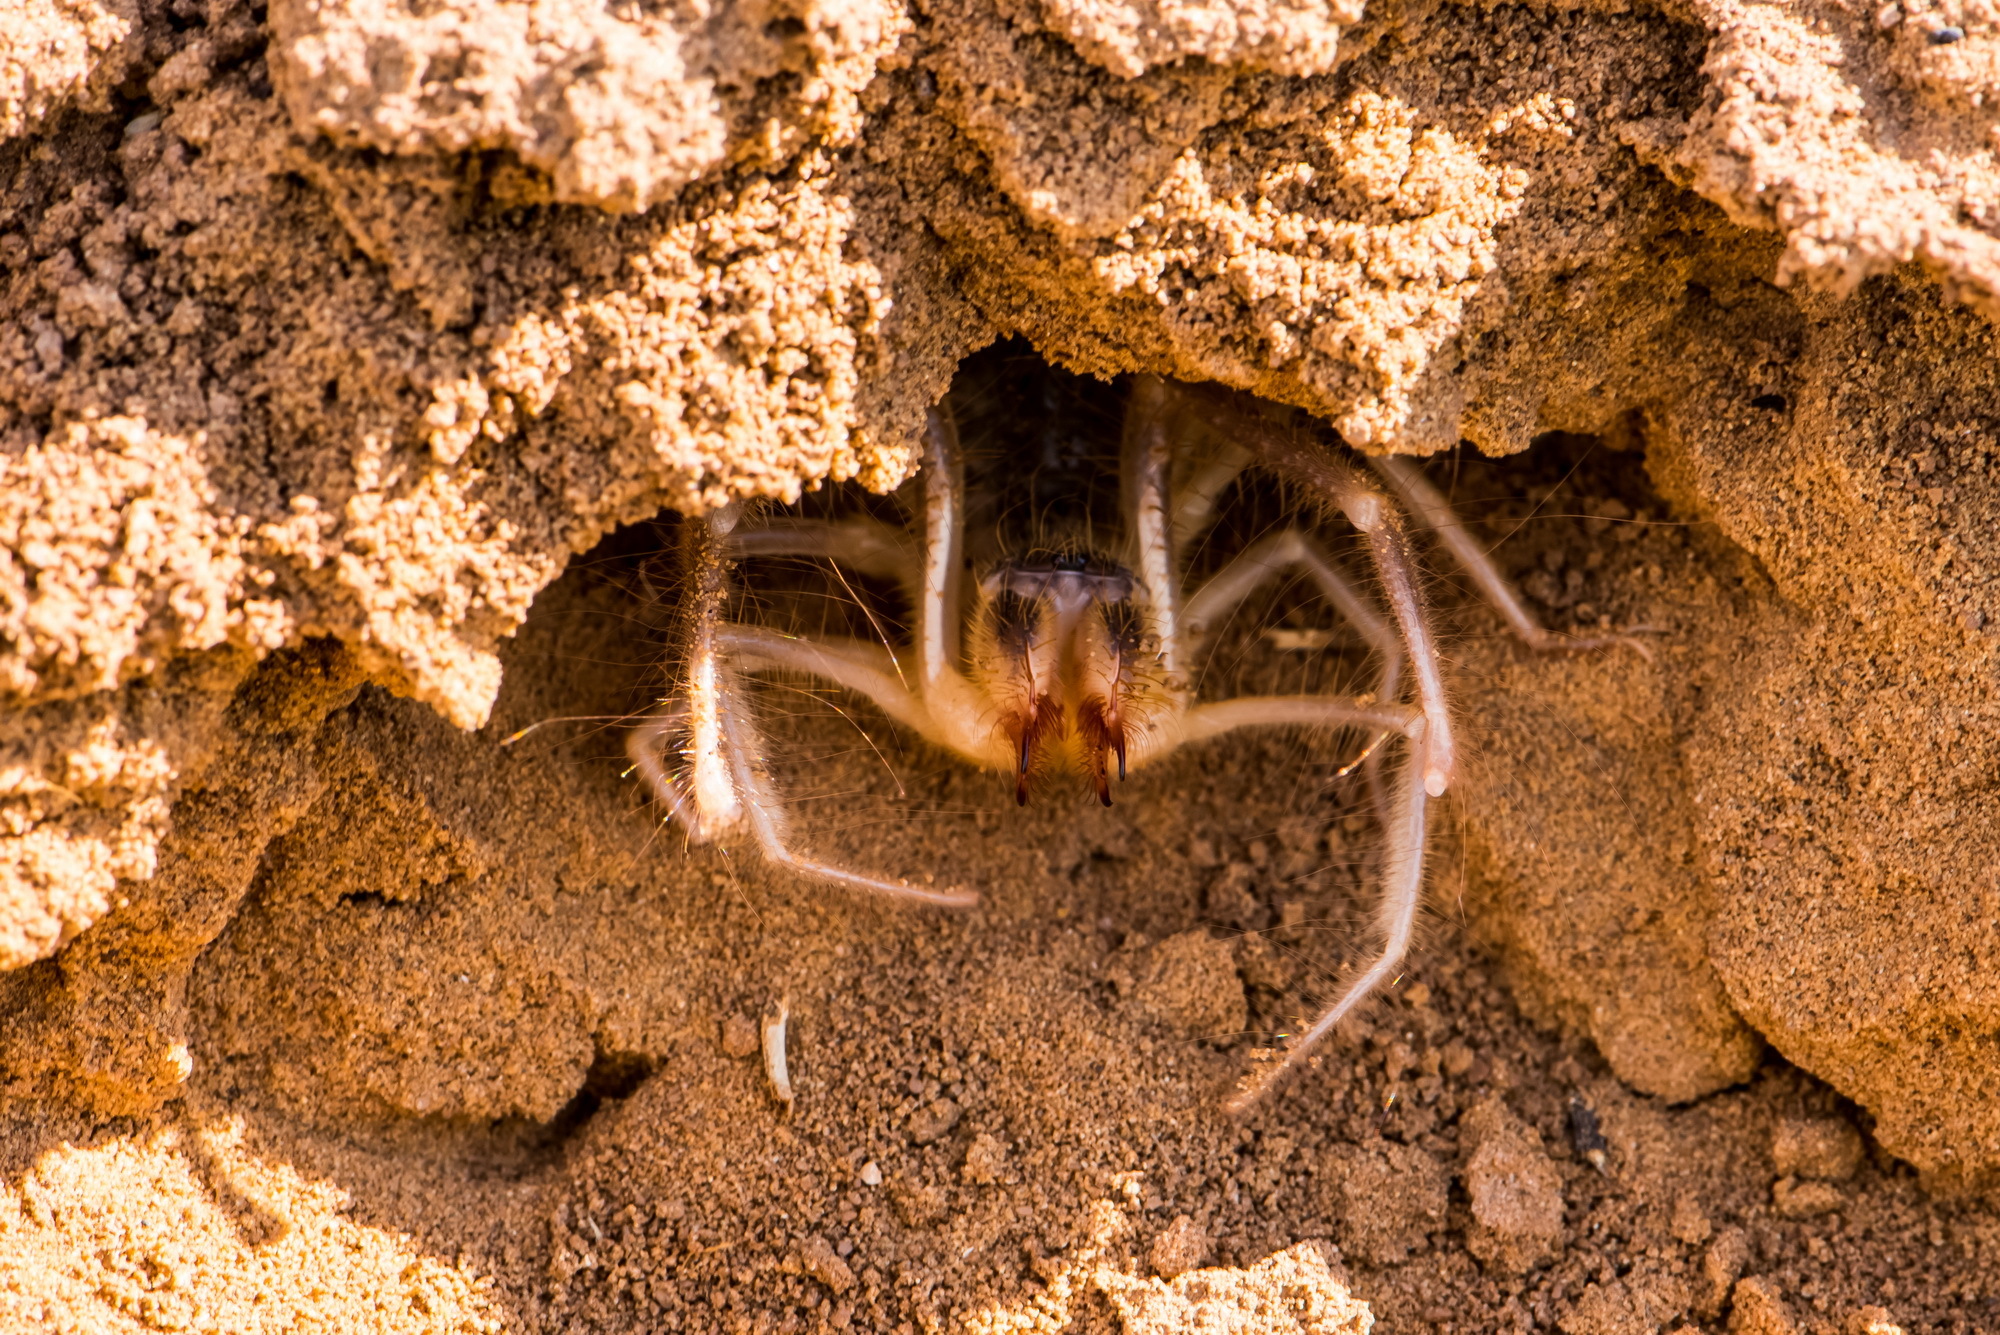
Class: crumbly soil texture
11,0,2000,1330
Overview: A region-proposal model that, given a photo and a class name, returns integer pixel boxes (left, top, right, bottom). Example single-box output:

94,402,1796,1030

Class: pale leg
1169,443,1254,557
1178,695,1422,748
678,505,746,836
725,516,920,594
624,705,704,833
1349,500,1455,798
1225,732,1429,1114
1166,691,1432,1112
1371,454,1651,656
920,408,965,693
630,636,977,905
1180,527,1404,710
716,625,935,744
1175,406,1457,796
711,665,978,908
1124,377,1184,679
628,510,975,907
1247,431,1457,797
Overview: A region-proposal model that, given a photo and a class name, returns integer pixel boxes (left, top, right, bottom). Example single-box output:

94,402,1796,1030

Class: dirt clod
908,1097,961,1145
1462,1095,1567,1275
1772,1115,1865,1182
719,1012,759,1059
960,1131,1008,1185
1728,1277,1801,1335
1098,1241,1370,1335
1148,1214,1210,1279
1700,1228,1754,1319
793,1236,856,1296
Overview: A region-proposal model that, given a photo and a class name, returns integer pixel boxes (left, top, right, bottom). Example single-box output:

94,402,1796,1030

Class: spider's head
968,552,1173,807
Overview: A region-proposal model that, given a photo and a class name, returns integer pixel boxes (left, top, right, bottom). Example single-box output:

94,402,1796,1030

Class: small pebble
1844,1306,1906,1335
1700,1228,1750,1319
1930,23,1966,42
1462,1096,1565,1274
858,1161,883,1186
1671,1193,1712,1245
1729,1276,1799,1335
1773,1175,1845,1218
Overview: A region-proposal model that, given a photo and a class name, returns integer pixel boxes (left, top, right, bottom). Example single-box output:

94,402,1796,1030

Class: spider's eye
1052,552,1089,573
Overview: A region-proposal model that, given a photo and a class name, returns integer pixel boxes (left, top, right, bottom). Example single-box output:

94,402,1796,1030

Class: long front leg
1168,691,1433,1111
920,408,965,694
1178,695,1422,747
631,605,977,904
715,625,930,737
1180,528,1404,714
625,705,703,833
726,516,921,595
1370,455,1651,656
1225,732,1430,1114
630,504,747,842
711,666,978,908
715,623,1002,772
1247,434,1456,798
1124,377,1184,680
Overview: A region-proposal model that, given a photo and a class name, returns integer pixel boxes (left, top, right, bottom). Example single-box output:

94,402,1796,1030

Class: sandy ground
12,0,2000,1328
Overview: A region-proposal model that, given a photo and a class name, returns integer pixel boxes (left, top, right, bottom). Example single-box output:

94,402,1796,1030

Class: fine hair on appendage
624,352,1653,1112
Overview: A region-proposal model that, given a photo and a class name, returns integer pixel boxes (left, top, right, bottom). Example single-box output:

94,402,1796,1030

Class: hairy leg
1124,377,1185,678
715,623,1006,773
624,705,703,832
1370,454,1652,656
1160,388,1456,796
629,513,975,906
1169,443,1255,558
711,665,978,908
715,625,930,735
1246,433,1456,797
1159,382,1291,556
676,505,746,836
921,408,965,693
1180,527,1404,708
1178,695,1422,748
725,516,920,595
1224,732,1430,1115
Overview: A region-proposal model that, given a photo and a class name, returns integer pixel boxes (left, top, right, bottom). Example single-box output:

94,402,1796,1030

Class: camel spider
626,376,1641,1110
